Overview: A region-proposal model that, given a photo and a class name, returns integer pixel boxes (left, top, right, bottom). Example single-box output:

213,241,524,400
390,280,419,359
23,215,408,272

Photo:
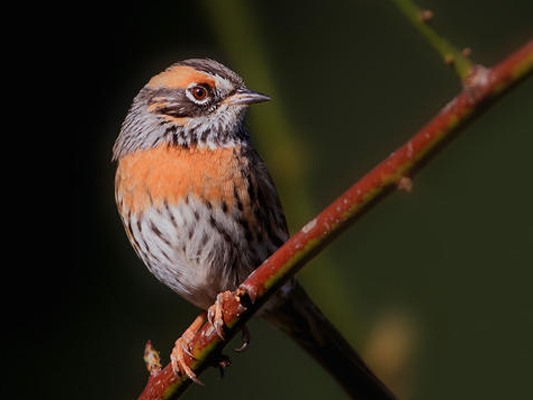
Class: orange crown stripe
147,65,216,89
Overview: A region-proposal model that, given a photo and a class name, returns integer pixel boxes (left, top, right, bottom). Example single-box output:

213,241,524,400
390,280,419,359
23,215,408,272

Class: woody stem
136,38,533,400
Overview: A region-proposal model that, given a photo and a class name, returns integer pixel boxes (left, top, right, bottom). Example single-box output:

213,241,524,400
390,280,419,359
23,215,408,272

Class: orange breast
115,144,247,215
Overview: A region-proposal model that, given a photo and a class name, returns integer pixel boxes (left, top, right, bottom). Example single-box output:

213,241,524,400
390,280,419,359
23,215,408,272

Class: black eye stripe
145,87,217,118
153,105,188,118
147,87,180,99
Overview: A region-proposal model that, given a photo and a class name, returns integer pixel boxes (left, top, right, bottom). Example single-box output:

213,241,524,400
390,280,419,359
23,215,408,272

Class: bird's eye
192,86,207,100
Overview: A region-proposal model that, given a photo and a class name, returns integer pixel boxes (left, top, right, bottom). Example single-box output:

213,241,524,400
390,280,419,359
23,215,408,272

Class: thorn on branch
462,47,472,58
143,341,162,376
397,176,413,193
419,9,433,23
444,54,455,65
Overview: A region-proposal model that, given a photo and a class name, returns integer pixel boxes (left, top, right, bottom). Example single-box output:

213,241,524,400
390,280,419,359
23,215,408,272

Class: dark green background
30,1,533,399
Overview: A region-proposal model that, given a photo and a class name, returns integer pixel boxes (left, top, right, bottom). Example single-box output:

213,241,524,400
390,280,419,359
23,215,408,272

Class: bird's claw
170,289,250,384
170,312,207,385
207,290,244,341
206,290,250,351
234,325,250,352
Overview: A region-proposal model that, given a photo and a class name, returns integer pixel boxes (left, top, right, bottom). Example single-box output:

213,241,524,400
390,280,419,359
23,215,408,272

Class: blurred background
28,0,533,399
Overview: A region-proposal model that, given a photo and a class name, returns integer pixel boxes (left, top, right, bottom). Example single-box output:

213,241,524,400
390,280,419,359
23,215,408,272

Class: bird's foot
207,290,250,351
206,290,241,340
170,311,207,385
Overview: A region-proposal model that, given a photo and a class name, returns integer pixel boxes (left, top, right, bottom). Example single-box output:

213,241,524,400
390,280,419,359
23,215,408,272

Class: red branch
137,39,533,400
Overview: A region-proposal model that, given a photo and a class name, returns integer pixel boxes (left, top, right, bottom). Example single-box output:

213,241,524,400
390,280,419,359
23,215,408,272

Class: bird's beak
223,88,271,106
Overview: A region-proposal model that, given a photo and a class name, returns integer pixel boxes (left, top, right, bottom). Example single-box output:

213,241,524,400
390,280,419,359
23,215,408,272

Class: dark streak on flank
161,250,173,263
234,185,243,211
126,219,143,255
237,216,253,242
209,215,232,244
200,128,210,143
200,232,209,247
163,200,177,228
150,220,171,246
245,171,256,203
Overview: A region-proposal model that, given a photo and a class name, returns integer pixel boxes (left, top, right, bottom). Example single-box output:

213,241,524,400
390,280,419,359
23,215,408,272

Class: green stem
199,0,309,222
391,0,474,80
200,0,359,332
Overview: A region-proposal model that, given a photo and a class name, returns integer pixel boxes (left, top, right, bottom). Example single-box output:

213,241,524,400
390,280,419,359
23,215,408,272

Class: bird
113,58,397,400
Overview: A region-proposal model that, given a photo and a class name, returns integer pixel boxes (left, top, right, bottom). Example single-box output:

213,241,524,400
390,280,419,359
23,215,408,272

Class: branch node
463,64,491,98
143,341,162,376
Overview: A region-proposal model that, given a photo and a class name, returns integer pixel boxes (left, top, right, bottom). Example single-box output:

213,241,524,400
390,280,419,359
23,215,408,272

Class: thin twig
137,39,533,400
390,0,474,80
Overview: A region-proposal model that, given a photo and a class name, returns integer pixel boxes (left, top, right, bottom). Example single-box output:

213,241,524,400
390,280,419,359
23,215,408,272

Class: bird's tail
262,282,397,400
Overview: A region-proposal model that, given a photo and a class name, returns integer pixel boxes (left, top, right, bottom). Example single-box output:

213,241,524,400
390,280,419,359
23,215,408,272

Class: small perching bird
113,58,397,400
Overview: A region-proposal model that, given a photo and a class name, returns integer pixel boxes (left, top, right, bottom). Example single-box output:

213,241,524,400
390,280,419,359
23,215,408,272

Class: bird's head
113,58,270,160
